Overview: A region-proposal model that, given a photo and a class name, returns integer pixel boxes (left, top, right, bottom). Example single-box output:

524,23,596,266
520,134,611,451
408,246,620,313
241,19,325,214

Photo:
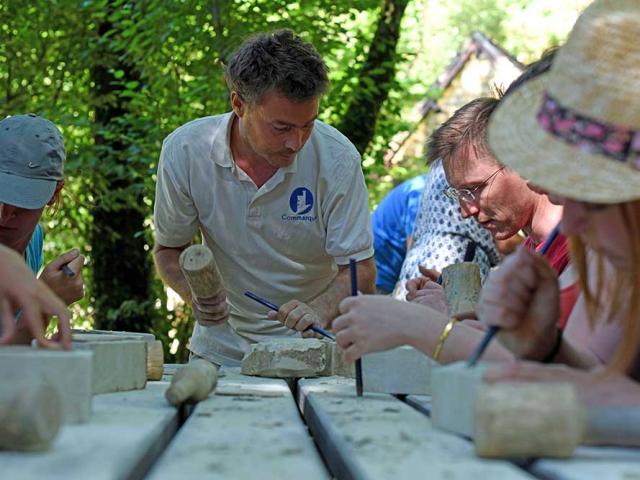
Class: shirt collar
211,111,301,174
209,112,235,168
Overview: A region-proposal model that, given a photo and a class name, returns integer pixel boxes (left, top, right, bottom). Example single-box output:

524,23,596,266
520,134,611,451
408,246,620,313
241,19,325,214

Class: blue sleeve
404,189,423,237
25,224,44,274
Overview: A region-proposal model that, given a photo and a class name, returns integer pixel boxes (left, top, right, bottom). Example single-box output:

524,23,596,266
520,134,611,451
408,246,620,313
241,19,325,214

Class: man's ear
47,180,65,206
230,91,245,117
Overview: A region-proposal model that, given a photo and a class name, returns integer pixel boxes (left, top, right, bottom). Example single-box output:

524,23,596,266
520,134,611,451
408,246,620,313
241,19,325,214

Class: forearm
153,243,192,302
407,311,514,364
310,257,376,327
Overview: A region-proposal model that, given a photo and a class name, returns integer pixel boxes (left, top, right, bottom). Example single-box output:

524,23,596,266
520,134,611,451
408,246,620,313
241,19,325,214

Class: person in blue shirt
372,174,426,294
0,114,84,346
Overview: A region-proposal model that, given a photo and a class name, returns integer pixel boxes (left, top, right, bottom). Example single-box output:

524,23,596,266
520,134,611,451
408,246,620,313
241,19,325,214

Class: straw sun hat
488,0,640,204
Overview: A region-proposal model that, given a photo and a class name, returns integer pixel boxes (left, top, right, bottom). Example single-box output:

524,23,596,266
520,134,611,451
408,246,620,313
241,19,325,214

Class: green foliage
1,0,587,360
338,0,410,156
361,0,590,203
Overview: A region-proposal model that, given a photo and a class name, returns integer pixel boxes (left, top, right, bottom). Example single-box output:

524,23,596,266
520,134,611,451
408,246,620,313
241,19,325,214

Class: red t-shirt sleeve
524,233,576,329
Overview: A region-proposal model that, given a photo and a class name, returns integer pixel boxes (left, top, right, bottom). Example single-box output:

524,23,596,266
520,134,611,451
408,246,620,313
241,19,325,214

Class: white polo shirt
154,112,374,365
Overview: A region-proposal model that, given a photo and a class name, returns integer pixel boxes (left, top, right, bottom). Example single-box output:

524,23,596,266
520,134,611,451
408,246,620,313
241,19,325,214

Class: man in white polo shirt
153,29,375,366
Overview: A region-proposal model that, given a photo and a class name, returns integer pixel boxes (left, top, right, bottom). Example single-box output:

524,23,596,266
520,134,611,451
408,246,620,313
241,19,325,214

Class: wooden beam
298,376,531,479
148,368,328,479
0,382,180,480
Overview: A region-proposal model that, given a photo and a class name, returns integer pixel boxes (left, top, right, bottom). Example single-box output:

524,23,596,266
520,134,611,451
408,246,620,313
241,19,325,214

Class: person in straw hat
480,0,640,407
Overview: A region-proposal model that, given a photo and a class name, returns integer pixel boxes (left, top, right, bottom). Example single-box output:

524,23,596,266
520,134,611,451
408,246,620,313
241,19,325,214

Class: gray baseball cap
0,114,65,209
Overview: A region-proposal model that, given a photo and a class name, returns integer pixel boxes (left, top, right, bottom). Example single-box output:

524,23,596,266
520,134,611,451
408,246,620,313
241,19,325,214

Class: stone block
72,329,156,342
430,361,492,438
241,338,329,377
73,332,163,380
442,262,481,317
0,346,93,424
361,346,434,394
72,336,147,394
326,341,355,378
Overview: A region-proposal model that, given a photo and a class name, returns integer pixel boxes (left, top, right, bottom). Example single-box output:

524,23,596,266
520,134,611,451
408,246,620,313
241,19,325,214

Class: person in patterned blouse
392,158,500,301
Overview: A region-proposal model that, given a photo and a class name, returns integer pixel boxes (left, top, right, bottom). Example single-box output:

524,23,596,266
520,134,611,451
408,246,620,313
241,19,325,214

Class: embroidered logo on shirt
289,187,313,214
282,187,317,222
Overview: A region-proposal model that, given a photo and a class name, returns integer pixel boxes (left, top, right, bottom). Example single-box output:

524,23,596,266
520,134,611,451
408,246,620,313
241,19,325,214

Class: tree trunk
90,4,153,332
338,0,410,155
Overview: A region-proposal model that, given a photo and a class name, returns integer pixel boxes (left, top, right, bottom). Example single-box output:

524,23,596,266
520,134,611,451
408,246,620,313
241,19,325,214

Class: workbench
2,365,639,480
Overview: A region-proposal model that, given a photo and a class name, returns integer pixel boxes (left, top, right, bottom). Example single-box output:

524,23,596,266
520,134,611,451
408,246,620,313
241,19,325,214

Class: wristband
433,317,458,362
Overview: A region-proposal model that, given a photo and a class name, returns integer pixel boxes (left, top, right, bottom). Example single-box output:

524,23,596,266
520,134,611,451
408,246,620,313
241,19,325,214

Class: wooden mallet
475,382,640,458
0,383,62,451
165,359,219,407
179,244,225,306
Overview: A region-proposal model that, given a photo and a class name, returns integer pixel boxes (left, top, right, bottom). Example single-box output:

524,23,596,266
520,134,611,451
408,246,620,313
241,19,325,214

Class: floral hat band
537,92,640,171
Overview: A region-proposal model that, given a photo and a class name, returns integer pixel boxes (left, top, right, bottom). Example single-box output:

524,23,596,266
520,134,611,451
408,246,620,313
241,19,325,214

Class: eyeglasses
444,167,505,204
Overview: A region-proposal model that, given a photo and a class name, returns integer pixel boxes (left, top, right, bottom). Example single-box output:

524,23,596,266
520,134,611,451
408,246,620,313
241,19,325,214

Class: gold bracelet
433,317,458,362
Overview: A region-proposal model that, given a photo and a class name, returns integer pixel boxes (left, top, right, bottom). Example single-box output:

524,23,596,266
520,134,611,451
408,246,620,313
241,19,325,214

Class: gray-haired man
153,30,375,365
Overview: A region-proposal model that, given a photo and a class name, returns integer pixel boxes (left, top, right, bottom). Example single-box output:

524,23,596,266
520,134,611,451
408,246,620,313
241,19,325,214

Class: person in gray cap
0,114,84,345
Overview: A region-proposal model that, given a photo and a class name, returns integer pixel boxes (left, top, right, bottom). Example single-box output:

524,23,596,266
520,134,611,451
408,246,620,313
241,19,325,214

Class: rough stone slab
241,338,329,377
298,376,533,479
148,370,328,480
0,382,179,480
431,361,492,438
327,341,355,378
0,346,92,424
73,337,147,394
72,330,156,342
216,367,290,397
531,446,640,480
362,346,434,394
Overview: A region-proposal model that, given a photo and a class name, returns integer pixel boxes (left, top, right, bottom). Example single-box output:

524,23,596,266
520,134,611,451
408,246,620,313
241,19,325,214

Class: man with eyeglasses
394,156,500,303
422,96,578,330
330,94,579,368
443,166,504,206
329,53,581,367
436,98,564,265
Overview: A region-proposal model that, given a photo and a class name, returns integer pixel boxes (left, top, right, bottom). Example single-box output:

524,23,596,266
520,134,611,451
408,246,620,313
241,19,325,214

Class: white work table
3,366,639,479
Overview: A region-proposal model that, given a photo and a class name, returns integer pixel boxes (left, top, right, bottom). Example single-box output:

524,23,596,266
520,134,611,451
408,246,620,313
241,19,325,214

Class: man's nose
459,200,479,218
284,129,304,151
